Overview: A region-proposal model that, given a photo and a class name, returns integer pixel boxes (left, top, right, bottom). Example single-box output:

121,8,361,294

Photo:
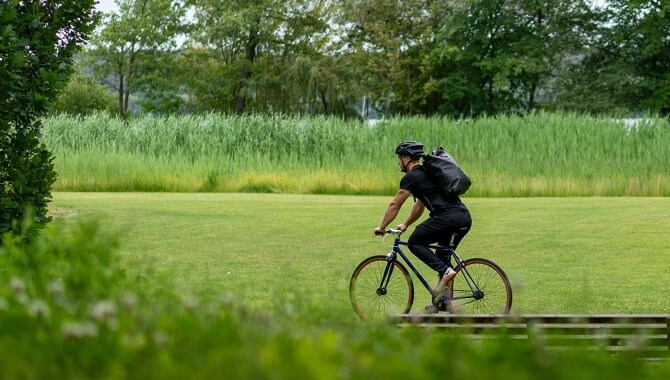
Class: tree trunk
528,80,538,110
528,5,543,110
486,77,495,114
319,89,328,113
123,48,136,117
117,72,125,119
234,27,258,115
123,86,131,116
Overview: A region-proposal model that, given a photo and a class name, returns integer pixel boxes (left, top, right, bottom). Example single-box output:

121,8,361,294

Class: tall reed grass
42,112,670,196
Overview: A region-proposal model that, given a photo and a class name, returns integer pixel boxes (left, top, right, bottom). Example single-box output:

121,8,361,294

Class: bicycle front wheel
349,255,414,321
447,258,512,314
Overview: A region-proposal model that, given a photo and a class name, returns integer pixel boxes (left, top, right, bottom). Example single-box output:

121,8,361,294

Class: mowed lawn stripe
51,193,670,320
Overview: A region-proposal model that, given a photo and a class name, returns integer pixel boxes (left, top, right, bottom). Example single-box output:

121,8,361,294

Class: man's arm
374,189,411,235
398,199,425,232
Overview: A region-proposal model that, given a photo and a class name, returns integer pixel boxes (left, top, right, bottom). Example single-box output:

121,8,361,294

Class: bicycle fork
374,251,401,295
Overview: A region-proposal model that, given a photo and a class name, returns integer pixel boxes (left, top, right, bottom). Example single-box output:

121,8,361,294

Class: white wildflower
153,331,169,346
28,299,50,319
10,277,25,295
183,296,198,312
61,321,99,339
120,292,137,311
47,280,65,298
89,300,117,322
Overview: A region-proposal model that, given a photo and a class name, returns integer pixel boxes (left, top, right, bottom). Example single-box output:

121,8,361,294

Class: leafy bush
0,0,96,240
50,66,117,116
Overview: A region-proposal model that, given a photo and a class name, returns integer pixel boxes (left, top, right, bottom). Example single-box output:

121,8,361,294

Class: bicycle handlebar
373,228,404,237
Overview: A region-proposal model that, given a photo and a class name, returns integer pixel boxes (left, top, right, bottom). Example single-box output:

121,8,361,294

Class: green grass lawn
51,193,670,321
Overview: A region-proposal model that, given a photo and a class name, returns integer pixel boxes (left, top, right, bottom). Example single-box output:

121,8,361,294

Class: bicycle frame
381,232,482,302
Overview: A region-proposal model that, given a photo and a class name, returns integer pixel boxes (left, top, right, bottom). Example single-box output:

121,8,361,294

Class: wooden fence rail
390,314,670,359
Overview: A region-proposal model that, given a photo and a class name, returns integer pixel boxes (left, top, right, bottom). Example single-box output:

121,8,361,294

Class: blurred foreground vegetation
1,220,670,378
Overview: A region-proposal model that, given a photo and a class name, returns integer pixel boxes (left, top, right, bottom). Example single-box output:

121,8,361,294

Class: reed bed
42,112,670,196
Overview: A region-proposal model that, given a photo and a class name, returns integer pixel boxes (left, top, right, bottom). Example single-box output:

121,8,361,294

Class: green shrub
0,0,96,239
50,67,117,116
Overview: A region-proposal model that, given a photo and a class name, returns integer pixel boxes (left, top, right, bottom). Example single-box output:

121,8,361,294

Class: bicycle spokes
350,255,414,321
447,258,512,314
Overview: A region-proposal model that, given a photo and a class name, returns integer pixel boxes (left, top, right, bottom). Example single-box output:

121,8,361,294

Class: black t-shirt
399,166,469,215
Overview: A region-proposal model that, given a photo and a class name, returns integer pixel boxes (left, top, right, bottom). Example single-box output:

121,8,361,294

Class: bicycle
349,228,512,320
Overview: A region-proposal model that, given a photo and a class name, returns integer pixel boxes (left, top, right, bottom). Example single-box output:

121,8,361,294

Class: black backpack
422,147,471,197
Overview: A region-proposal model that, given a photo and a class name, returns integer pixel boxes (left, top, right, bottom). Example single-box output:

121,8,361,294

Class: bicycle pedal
436,294,449,311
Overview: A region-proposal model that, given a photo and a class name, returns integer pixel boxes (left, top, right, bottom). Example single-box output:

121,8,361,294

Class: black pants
407,210,472,277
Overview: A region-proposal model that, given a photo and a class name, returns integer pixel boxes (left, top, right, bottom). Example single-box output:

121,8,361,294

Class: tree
340,0,441,115
134,50,189,114
338,0,601,117
282,54,362,117
556,0,670,115
86,0,186,118
0,0,97,240
499,0,597,110
50,63,117,116
187,0,342,115
423,0,597,117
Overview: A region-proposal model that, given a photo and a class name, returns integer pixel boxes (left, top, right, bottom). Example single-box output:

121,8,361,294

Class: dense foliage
50,65,117,116
70,0,670,117
0,0,96,239
556,0,670,114
85,0,185,118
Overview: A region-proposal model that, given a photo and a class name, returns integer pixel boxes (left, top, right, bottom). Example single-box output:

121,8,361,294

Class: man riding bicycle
373,141,472,313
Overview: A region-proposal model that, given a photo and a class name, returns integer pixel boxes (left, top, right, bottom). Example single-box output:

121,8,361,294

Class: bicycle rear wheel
447,258,512,314
349,255,414,321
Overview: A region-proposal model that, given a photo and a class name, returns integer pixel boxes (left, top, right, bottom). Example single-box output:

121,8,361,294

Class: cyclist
373,141,472,313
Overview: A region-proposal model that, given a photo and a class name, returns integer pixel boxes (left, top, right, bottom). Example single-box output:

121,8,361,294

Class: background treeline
42,112,670,196
53,0,670,119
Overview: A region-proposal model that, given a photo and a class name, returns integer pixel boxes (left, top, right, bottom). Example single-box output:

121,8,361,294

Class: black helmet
395,141,424,159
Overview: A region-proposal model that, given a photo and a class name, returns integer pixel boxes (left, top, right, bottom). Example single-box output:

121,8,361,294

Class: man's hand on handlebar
374,225,407,236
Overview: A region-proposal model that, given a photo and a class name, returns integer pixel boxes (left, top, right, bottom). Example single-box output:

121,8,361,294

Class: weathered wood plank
390,314,670,358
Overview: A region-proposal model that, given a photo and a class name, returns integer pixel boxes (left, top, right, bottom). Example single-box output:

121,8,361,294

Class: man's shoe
432,267,457,303
424,304,439,314
425,295,450,314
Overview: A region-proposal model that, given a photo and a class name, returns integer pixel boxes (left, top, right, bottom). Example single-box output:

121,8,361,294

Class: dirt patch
48,207,79,219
